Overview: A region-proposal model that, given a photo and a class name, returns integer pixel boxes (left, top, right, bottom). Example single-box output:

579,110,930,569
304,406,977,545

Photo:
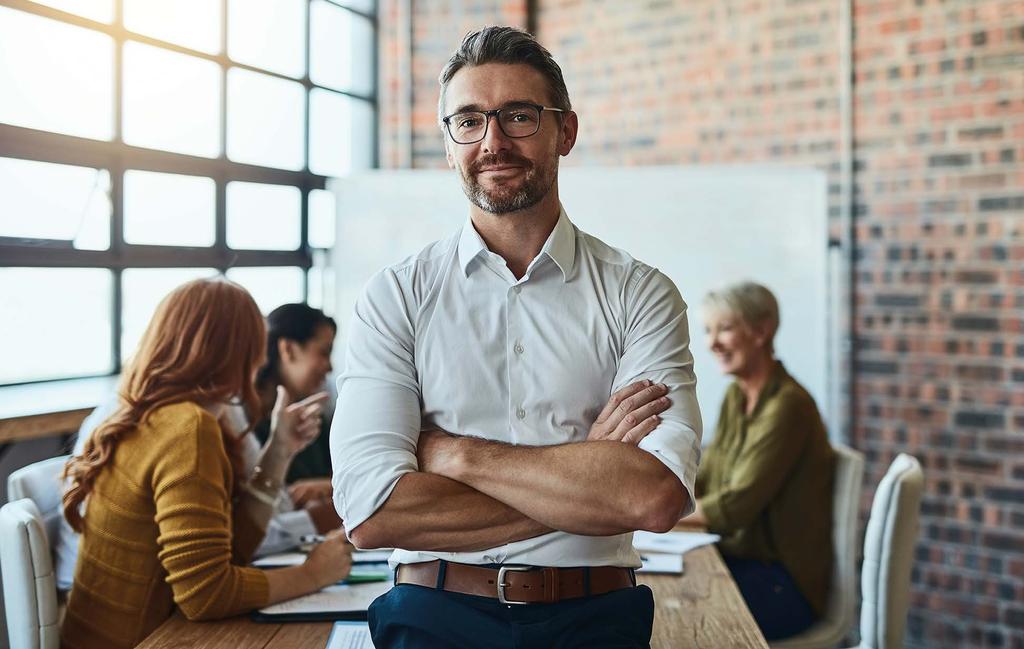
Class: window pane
29,0,113,22
0,268,112,384
308,189,335,248
227,68,305,171
121,268,217,360
124,170,215,247
309,91,374,177
225,267,305,315
307,250,334,313
227,0,305,78
310,1,373,96
0,7,113,140
0,158,111,249
123,41,221,158
124,0,221,54
226,182,301,250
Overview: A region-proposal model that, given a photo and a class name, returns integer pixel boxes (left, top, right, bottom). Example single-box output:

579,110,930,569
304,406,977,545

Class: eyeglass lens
448,105,541,143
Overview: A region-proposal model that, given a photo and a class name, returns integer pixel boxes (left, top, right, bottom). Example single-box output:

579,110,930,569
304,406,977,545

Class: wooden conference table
138,542,769,649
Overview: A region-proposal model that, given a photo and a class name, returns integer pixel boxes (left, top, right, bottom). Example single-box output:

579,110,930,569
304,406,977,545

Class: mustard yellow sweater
61,402,270,649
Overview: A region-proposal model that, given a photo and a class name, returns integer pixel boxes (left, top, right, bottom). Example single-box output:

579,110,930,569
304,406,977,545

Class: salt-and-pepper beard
459,150,559,215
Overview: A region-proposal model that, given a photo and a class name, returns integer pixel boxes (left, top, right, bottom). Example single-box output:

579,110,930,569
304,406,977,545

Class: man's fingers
605,382,669,432
595,380,652,426
612,395,670,437
620,415,661,444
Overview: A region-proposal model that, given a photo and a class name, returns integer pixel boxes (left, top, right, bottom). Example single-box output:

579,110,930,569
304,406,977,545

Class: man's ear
557,111,578,157
445,135,456,169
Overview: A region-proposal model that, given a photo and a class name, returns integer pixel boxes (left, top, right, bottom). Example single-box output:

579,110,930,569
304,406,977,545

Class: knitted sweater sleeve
151,407,270,621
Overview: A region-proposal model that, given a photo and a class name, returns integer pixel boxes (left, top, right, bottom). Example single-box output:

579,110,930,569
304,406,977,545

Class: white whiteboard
330,166,829,442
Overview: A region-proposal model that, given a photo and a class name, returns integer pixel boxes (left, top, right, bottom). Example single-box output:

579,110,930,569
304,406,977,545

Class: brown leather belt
395,560,636,605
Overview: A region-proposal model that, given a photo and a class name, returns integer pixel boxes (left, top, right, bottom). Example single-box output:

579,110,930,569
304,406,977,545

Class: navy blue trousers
368,579,655,648
723,557,817,641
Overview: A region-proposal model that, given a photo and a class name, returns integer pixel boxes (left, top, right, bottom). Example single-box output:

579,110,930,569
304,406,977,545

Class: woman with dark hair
251,303,339,520
61,279,352,649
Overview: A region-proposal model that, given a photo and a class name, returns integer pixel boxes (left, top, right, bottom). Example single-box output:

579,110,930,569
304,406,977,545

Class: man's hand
588,380,671,444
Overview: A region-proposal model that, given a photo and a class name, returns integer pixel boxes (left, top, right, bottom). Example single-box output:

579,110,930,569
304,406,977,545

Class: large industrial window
0,0,376,385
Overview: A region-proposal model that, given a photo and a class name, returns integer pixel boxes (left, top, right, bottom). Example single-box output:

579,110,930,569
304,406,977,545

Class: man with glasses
331,26,702,647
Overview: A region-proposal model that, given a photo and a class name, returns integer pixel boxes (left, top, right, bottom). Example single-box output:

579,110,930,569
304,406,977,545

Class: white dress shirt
331,207,702,569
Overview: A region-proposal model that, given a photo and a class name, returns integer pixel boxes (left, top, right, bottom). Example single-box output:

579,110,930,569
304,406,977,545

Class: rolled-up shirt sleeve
330,268,422,534
614,266,703,517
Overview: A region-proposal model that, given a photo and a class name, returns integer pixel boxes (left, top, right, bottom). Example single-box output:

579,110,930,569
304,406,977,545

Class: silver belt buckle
496,565,533,605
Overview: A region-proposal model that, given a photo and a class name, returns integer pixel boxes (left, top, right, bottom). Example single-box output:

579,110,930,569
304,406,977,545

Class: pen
300,533,326,544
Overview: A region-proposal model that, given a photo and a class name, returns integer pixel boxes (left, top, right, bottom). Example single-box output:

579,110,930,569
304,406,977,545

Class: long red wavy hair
62,277,266,532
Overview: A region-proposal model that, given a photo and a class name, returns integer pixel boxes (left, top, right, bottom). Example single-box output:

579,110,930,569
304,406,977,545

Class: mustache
470,153,533,174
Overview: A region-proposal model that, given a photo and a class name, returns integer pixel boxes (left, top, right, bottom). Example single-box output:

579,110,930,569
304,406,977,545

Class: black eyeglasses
442,103,567,145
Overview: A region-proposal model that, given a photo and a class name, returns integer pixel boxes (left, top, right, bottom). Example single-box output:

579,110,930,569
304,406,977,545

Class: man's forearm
348,471,551,551
443,439,687,536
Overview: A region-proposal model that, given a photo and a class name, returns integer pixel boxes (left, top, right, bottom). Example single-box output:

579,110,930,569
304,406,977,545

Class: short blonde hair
703,281,780,350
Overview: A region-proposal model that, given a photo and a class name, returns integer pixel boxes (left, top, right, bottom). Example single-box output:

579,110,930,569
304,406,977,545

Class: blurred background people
682,281,834,641
60,279,351,649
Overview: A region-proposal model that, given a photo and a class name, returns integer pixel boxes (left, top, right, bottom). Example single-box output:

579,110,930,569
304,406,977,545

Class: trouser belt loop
583,566,591,596
435,560,449,590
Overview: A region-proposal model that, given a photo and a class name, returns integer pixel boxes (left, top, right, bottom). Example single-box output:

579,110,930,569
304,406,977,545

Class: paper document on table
633,531,720,555
253,549,391,568
353,550,393,564
638,553,683,574
326,621,373,649
252,552,306,567
258,581,392,616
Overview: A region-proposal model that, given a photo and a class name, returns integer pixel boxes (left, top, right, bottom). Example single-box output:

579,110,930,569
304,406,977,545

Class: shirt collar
457,206,577,282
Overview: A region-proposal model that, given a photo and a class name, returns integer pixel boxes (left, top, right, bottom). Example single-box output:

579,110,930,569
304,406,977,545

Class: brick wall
852,1,1024,647
378,1,1024,646
377,0,528,168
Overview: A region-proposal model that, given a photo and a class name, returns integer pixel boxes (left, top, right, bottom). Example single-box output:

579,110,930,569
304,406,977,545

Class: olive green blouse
696,361,835,616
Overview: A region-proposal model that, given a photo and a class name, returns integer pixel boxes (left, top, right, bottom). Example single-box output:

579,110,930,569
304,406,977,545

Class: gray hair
437,26,572,122
703,281,780,348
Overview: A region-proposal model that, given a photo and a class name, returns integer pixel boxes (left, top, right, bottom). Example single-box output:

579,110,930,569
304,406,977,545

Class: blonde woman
684,281,834,640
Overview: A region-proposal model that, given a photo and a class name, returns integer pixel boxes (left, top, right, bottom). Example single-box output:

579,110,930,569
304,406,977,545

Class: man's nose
480,114,511,154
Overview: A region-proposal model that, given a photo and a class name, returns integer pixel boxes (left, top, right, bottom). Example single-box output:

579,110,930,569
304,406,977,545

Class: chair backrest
823,445,866,637
7,455,70,549
859,453,923,649
0,499,60,649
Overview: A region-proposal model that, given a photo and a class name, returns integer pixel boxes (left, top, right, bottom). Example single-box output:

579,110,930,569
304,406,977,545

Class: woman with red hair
60,278,352,649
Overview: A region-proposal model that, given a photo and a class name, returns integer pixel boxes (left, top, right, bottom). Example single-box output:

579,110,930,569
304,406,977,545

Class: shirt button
512,285,522,294
514,343,524,355
516,407,526,420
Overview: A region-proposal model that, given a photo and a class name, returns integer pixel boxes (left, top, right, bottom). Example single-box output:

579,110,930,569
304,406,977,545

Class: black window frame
0,0,378,386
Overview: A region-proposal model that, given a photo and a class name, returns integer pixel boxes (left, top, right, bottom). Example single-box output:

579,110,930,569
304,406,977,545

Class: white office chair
3,455,70,649
771,444,865,649
0,499,60,649
8,455,70,548
853,453,923,649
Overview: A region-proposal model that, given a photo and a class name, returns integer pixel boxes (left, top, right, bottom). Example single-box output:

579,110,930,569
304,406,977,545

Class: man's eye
508,111,534,122
458,117,481,128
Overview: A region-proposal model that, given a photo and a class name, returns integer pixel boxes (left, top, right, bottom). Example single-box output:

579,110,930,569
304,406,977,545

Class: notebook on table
251,580,393,622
